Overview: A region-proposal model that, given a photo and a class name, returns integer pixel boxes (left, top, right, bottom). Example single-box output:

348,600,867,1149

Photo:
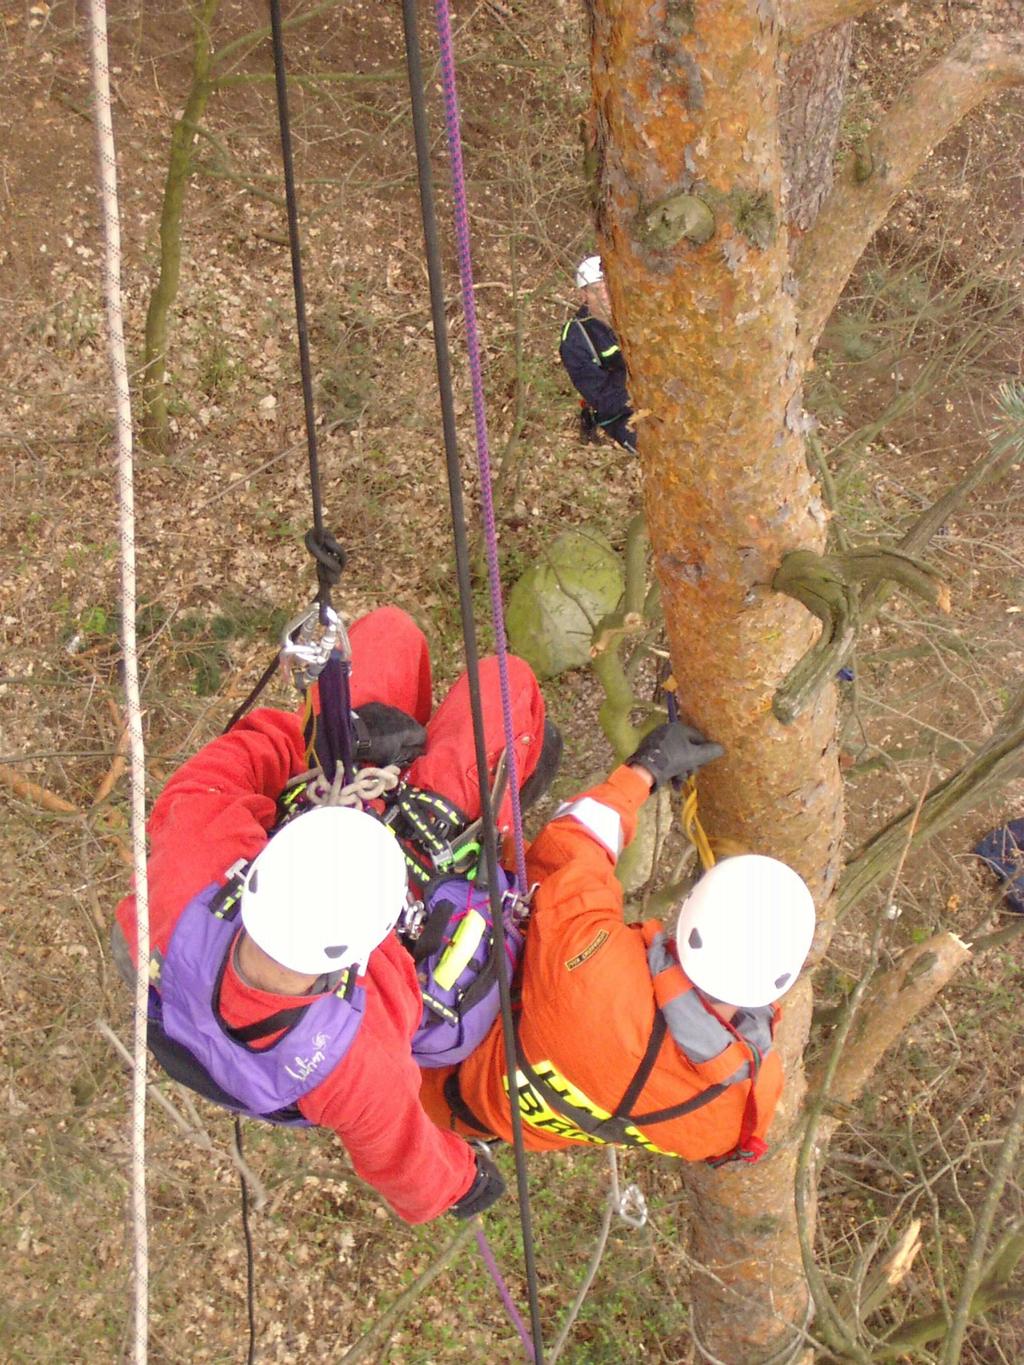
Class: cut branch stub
640,192,715,249
772,545,949,723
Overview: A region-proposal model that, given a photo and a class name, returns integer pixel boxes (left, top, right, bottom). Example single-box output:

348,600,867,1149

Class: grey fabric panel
732,1006,774,1054
647,931,772,1068
647,931,737,1064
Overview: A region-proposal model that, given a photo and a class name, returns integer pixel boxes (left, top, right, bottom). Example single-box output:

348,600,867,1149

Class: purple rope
475,1225,536,1363
432,0,528,895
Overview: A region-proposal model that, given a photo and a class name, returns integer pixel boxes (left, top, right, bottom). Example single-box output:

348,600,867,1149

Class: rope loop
288,763,400,809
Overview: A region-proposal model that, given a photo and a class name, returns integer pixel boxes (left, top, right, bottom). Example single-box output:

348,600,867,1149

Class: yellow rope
680,778,716,871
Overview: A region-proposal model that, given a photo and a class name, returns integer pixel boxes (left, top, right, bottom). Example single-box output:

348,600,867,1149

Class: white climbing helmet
675,854,815,1009
575,254,604,288
240,805,407,976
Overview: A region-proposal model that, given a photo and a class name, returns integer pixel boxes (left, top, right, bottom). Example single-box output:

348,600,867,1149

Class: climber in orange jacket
419,721,816,1166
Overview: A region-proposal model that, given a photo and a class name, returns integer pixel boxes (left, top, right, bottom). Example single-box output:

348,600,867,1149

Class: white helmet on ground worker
675,854,815,1009
575,254,604,288
240,805,407,975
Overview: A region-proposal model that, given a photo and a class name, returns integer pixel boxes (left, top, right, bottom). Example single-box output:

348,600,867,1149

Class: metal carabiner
278,602,344,691
616,1182,649,1229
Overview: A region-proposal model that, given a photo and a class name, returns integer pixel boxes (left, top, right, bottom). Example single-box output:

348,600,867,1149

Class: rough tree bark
586,2,1024,1359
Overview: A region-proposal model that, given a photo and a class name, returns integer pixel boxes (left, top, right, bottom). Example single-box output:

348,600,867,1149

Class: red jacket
116,708,475,1223
420,765,784,1162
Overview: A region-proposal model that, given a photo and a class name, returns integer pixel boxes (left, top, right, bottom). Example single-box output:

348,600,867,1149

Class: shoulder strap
573,317,602,364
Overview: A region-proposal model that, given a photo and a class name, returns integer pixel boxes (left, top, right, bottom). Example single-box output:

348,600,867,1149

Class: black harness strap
227,1005,311,1045
628,1085,731,1129
443,1069,495,1136
611,1011,667,1119
511,1010,632,1143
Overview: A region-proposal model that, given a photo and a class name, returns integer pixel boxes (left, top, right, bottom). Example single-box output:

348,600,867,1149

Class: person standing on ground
559,254,637,453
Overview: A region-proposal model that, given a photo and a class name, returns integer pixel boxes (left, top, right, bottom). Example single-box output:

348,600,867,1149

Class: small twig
336,1219,479,1362
96,1019,268,1208
940,1085,1024,1365
93,705,131,806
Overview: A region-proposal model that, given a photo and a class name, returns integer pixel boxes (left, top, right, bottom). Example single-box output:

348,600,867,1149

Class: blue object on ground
836,666,855,682
973,819,1024,914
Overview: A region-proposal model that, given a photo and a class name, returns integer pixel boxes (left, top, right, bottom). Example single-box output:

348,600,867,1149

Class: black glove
352,703,427,769
450,1147,506,1220
626,721,725,790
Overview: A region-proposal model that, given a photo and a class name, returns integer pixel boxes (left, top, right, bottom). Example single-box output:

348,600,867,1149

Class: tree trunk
588,3,1024,1357
588,1,842,1355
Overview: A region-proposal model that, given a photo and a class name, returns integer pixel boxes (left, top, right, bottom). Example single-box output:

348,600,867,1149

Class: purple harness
407,867,525,1067
149,878,365,1124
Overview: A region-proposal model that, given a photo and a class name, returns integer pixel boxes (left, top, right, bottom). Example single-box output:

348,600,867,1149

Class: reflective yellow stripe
433,908,487,990
600,345,619,357
503,1059,677,1156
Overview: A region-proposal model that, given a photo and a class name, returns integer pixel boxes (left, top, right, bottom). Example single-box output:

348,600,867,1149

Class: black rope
235,1116,258,1364
222,654,281,734
266,0,354,784
399,5,544,1359
266,0,339,607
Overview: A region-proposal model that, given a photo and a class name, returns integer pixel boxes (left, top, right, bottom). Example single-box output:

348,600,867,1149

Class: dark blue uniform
559,306,636,452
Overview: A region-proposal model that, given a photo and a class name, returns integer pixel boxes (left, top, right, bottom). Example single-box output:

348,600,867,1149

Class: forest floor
2,1,1024,1361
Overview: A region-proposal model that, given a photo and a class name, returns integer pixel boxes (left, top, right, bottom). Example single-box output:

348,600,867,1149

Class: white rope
88,4,150,1360
548,1148,649,1362
287,763,401,807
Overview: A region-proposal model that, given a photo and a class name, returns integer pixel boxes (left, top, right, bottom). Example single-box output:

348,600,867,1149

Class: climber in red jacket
114,606,551,1223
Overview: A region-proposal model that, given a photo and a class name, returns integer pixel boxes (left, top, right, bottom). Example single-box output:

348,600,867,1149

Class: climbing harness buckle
616,1183,648,1229
279,603,348,691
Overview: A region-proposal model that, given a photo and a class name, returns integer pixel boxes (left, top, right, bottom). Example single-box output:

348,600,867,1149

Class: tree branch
771,547,948,723
784,0,886,49
809,932,971,1110
860,381,1024,621
796,31,1024,355
838,691,1024,915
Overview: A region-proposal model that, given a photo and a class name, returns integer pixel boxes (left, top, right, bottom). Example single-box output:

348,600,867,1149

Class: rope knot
304,527,347,596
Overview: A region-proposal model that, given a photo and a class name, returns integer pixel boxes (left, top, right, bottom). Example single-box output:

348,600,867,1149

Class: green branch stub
771,546,949,724
641,193,716,249
729,189,777,250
